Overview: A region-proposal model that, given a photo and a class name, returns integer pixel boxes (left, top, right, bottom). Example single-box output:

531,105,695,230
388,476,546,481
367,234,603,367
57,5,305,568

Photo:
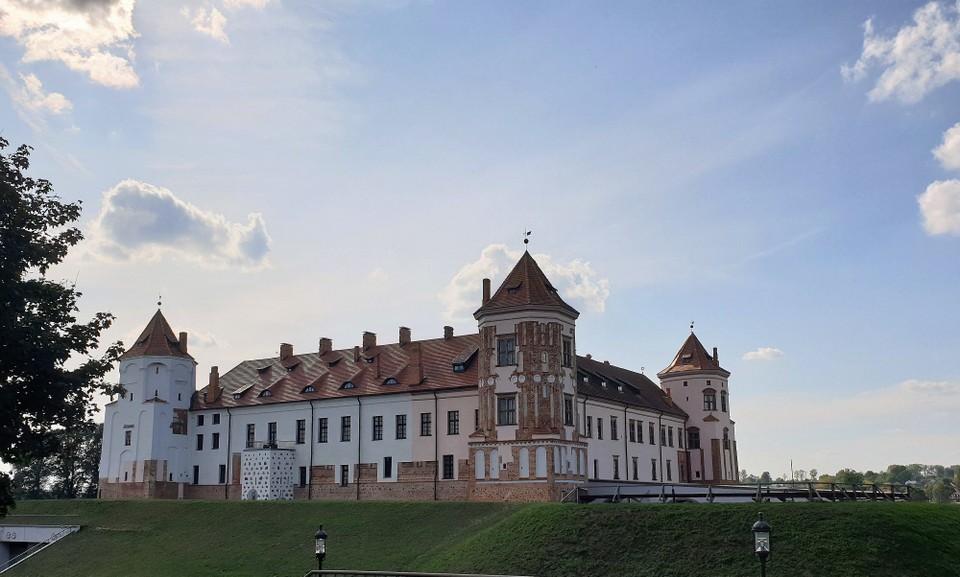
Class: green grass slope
4,500,958,577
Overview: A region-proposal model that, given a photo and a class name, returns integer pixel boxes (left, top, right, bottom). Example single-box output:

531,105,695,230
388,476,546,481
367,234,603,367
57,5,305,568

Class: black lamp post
315,525,328,571
752,512,771,577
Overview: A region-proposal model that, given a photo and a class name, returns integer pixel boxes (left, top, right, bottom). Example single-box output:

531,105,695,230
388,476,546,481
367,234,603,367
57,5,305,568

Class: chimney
319,337,332,355
713,347,719,365
280,343,293,360
353,345,360,362
208,366,220,402
482,278,491,304
444,326,454,340
179,331,188,353
363,331,377,350
399,327,411,346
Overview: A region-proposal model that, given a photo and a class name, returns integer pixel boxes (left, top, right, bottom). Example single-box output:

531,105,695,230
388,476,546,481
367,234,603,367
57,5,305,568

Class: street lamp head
752,512,772,562
315,526,328,561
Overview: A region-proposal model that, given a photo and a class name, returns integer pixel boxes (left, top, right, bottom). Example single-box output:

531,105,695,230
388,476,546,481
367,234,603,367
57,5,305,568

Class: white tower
658,330,738,484
99,310,197,498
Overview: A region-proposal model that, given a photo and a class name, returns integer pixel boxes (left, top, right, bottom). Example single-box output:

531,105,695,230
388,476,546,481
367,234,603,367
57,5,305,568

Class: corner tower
657,331,738,484
99,310,197,498
468,251,587,501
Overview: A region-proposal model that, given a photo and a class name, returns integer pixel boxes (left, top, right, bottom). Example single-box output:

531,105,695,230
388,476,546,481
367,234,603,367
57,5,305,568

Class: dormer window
506,282,522,294
341,381,356,390
302,385,316,393
452,364,465,373
259,390,272,397
383,378,398,385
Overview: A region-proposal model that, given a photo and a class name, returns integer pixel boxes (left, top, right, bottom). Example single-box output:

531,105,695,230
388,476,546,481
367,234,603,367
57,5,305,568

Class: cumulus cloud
842,1,960,103
17,72,72,114
742,347,785,361
367,268,390,283
918,179,960,235
87,179,271,269
440,244,610,321
0,0,139,89
181,5,229,44
933,122,960,170
223,0,276,9
901,379,960,394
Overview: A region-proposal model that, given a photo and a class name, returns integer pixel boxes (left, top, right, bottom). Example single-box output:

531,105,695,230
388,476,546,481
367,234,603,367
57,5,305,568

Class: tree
929,479,955,504
759,471,772,484
0,137,122,514
834,468,864,485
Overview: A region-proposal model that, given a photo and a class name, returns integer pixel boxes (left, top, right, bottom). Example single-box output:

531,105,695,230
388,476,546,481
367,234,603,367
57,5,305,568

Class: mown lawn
3,499,958,576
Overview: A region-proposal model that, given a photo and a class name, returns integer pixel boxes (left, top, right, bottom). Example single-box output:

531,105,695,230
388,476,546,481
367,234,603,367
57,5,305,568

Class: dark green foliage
0,137,122,514
10,422,103,500
5,500,960,577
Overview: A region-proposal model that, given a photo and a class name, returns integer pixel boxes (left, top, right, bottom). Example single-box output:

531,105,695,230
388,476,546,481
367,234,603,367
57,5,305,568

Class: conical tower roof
658,331,727,377
474,251,579,319
120,309,194,360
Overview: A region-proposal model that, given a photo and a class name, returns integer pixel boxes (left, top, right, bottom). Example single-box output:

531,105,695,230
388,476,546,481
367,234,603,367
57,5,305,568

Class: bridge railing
303,571,534,577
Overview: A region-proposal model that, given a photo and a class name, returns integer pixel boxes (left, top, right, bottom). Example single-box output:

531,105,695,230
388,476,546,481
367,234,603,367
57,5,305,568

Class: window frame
497,395,517,426
373,415,383,441
341,416,351,442
318,418,328,443
447,410,460,435
497,337,516,366
396,414,407,439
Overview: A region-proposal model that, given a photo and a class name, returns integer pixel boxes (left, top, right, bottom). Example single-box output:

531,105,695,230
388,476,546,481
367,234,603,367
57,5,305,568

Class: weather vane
690,320,694,332
158,293,162,308
523,229,532,246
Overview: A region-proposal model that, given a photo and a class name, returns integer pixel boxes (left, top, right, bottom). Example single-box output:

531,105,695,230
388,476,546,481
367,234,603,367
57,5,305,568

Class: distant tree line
740,464,960,503
8,422,102,500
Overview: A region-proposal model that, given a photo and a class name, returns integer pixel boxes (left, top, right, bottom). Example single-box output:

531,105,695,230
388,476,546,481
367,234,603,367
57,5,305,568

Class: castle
98,250,738,502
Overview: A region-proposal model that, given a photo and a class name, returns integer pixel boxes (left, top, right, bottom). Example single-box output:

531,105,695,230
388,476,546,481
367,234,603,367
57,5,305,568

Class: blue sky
2,0,959,477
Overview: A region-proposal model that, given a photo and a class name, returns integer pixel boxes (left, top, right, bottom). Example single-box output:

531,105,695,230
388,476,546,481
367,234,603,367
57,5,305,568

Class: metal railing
303,572,535,577
0,525,80,574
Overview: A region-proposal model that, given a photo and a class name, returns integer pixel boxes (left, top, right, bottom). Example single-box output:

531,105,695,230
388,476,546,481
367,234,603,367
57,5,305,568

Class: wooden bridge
569,480,922,504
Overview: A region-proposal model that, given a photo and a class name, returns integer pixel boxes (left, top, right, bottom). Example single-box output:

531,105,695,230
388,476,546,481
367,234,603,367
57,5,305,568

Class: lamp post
752,512,771,577
315,525,328,571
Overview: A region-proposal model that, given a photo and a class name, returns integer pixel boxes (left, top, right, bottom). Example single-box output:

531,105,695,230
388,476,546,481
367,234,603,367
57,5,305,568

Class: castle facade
99,251,738,502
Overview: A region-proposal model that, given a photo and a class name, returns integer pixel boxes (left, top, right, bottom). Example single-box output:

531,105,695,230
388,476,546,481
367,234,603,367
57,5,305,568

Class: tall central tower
468,251,587,501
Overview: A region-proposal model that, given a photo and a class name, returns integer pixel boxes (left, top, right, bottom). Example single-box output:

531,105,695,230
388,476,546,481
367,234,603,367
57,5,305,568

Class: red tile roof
474,251,579,319
657,332,729,377
121,309,194,360
193,334,481,409
578,355,687,418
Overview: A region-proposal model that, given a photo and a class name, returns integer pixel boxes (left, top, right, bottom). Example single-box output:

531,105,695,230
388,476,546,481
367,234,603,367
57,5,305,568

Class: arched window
723,427,730,449
720,390,728,412
703,388,717,411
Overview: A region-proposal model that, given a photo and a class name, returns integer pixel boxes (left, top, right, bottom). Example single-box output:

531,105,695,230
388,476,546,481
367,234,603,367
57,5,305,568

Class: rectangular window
420,412,432,436
383,456,392,479
704,392,717,411
688,429,701,449
318,418,328,443
666,460,673,481
246,424,255,448
564,396,574,426
497,338,516,366
395,414,407,439
212,432,220,450
124,430,131,446
373,416,383,441
296,419,306,444
613,456,620,480
632,456,638,480
562,338,572,367
341,416,351,442
721,391,728,412
218,464,226,484
340,464,349,486
193,465,199,485
447,410,460,435
610,416,619,441
442,454,455,479
637,420,643,443
597,418,604,440
586,415,592,438
628,419,636,442
651,459,658,481
268,422,277,446
197,414,205,427
660,424,667,446
196,434,203,451
678,429,684,449
649,422,655,445
475,408,479,430
497,396,516,425
299,466,307,488
212,413,221,425
668,426,674,447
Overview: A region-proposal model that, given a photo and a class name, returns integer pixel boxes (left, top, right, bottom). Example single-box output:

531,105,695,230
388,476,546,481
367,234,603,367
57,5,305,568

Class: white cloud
181,5,229,44
842,2,960,103
901,379,960,394
0,0,139,89
742,347,785,361
86,179,271,269
918,179,960,235
439,244,610,321
933,122,960,170
367,268,389,283
223,0,276,9
17,72,72,114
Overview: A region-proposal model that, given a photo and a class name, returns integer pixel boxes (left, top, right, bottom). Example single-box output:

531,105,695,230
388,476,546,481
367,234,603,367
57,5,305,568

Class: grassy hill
3,499,958,577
